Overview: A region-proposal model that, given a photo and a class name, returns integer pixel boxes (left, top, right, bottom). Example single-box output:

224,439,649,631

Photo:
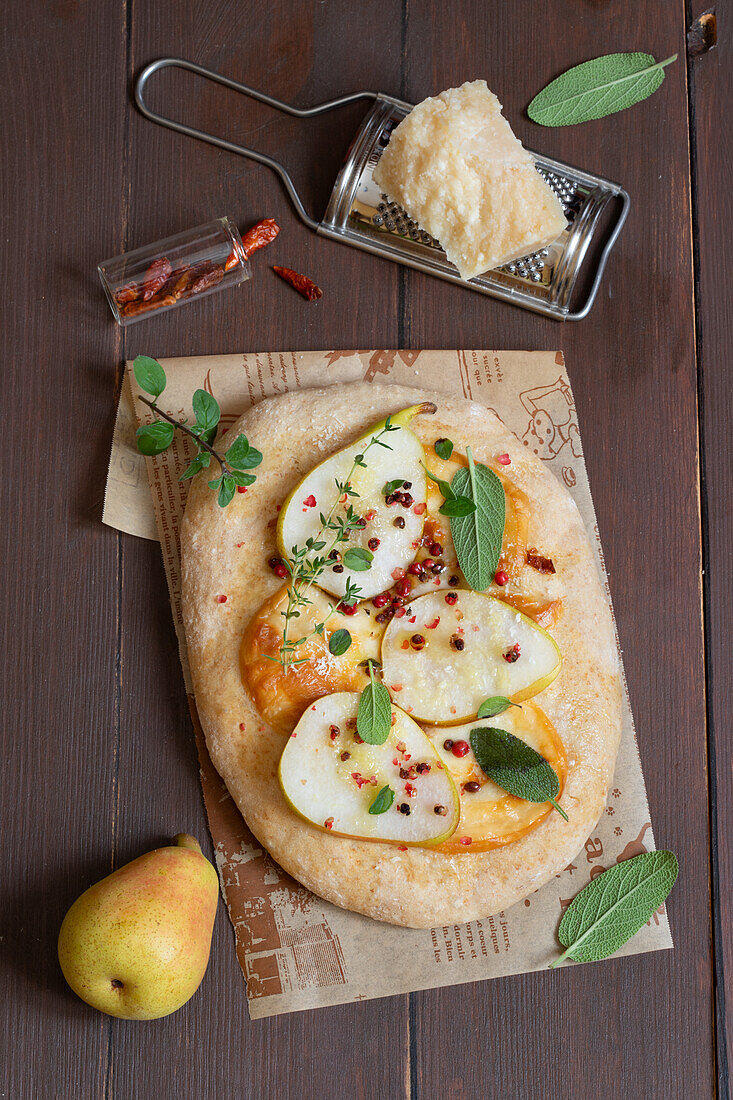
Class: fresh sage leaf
439,496,476,518
343,547,374,571
470,726,568,820
449,447,505,591
133,355,167,399
192,389,220,436
477,696,520,719
434,438,454,461
368,785,395,815
550,851,679,967
328,628,352,656
528,52,677,127
136,421,174,456
357,665,392,746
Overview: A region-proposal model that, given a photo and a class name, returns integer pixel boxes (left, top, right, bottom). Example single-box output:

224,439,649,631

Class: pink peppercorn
373,593,390,608
451,740,470,758
338,602,358,616
274,564,288,579
497,453,511,466
216,594,227,604
494,570,509,586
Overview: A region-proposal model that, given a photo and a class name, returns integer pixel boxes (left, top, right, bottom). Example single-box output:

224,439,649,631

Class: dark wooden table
2,2,730,1097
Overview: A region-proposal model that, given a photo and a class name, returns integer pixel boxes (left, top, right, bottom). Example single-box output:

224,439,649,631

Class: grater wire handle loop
135,57,378,230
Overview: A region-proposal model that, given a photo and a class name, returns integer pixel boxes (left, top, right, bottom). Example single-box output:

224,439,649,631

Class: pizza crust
181,383,622,927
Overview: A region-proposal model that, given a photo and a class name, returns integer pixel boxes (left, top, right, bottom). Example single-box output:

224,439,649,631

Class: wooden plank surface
0,1,718,1097
688,2,733,1095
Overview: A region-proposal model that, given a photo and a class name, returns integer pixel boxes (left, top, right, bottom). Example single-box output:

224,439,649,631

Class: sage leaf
133,355,166,399
357,666,392,746
528,52,677,127
439,496,476,518
470,726,568,820
368,785,395,815
477,696,520,719
192,389,220,436
343,547,374,571
449,447,505,590
136,421,174,456
328,628,352,656
550,851,679,967
434,438,453,461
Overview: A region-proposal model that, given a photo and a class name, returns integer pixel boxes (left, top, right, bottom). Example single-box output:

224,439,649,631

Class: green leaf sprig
133,356,262,508
275,418,398,669
448,448,505,590
528,52,677,127
470,726,568,821
356,663,392,746
550,851,678,967
328,629,352,657
424,468,476,518
477,696,521,719
368,784,395,815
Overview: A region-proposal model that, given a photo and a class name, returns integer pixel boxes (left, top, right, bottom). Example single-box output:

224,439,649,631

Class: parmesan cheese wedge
373,80,568,281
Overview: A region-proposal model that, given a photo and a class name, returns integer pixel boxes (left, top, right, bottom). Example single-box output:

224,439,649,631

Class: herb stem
139,395,231,476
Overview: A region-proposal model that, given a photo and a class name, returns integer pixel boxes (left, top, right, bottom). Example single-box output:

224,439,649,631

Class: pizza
181,383,622,928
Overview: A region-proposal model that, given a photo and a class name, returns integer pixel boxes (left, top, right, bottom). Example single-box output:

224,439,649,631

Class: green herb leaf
449,447,505,590
439,496,476,517
343,547,374,572
425,468,455,500
382,479,405,495
328,629,352,656
136,421,174,456
470,726,568,820
133,355,167,399
357,665,392,746
368,785,395,815
226,435,263,470
528,52,677,127
218,475,236,508
550,851,679,967
179,453,211,481
192,389,221,437
434,438,454,460
477,696,521,719
231,470,257,488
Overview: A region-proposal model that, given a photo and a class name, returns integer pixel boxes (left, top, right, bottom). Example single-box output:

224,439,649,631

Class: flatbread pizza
181,383,622,928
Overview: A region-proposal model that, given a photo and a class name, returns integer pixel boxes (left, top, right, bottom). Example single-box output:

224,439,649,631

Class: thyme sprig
132,356,262,508
274,417,399,669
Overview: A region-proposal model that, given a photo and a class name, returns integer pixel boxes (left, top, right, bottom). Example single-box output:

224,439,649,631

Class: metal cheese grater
136,58,630,321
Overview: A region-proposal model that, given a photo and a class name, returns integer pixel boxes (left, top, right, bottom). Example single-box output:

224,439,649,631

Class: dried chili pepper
141,257,172,300
120,295,176,319
186,260,225,296
241,218,280,259
526,549,556,575
273,265,323,301
114,283,141,305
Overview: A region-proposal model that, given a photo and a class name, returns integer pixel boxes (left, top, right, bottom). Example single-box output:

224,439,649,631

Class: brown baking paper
104,350,672,1018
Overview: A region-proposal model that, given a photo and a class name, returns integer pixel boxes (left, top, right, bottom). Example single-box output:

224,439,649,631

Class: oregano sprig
132,355,262,508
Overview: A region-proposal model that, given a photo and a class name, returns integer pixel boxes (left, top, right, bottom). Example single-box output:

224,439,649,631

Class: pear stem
173,833,202,853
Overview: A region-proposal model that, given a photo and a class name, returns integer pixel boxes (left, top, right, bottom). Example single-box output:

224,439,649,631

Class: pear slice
424,702,568,852
381,590,561,724
279,692,460,846
277,404,435,601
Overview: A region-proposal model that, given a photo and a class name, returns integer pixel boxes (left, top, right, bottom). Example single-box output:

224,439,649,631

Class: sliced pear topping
278,692,460,846
240,586,382,733
380,590,561,724
424,701,567,852
277,405,434,601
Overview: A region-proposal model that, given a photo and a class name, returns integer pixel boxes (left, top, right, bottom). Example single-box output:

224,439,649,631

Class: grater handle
565,187,630,320
135,58,378,230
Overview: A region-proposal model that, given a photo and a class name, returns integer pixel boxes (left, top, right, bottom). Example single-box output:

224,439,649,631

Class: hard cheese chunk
374,80,567,280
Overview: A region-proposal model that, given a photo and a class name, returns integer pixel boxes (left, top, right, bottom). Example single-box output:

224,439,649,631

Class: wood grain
688,2,733,1094
0,0,719,1096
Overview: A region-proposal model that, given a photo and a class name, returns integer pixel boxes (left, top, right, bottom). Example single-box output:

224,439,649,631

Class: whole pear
58,834,219,1019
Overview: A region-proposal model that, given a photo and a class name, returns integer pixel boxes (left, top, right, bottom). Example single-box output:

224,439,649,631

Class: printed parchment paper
104,350,672,1018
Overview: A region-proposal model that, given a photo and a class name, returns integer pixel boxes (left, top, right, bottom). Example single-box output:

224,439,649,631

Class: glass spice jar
98,216,251,325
